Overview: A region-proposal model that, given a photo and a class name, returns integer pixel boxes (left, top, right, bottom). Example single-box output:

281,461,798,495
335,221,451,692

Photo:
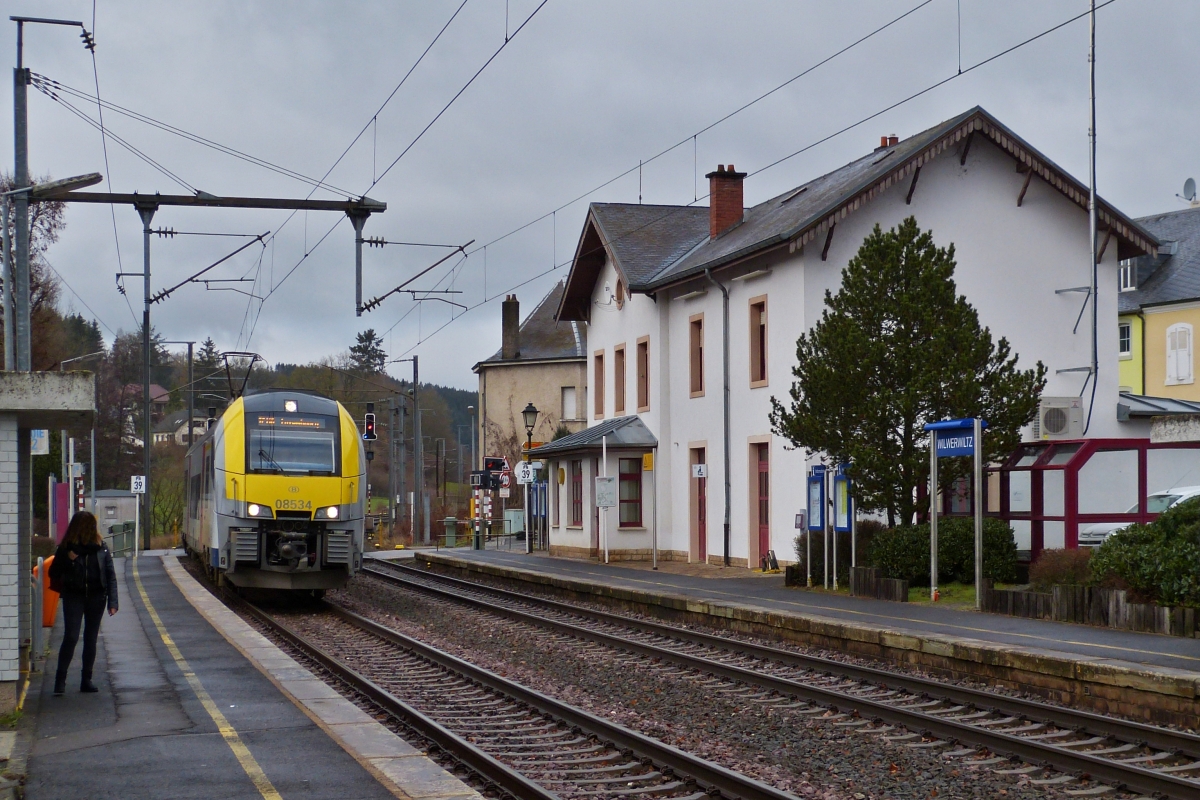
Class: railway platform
414,549,1200,726
21,552,481,800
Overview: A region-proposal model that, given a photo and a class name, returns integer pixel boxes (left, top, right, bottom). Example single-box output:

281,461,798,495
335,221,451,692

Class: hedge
866,517,1017,585
1089,497,1200,608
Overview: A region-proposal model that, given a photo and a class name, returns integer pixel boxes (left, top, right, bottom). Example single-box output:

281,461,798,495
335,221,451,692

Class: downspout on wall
705,268,732,566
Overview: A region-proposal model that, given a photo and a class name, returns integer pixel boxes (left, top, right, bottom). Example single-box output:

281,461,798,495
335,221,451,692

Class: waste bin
33,556,59,627
444,517,457,547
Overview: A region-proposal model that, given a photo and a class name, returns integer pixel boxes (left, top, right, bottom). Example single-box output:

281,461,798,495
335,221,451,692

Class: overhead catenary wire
33,74,357,198
42,257,118,338
459,0,937,259
86,2,127,314
243,1,542,348
387,0,1123,357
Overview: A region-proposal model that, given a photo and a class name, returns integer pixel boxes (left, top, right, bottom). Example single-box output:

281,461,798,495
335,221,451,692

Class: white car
1077,485,1200,547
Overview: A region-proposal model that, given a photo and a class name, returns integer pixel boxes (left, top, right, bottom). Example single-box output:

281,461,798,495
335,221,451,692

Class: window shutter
1185,326,1193,383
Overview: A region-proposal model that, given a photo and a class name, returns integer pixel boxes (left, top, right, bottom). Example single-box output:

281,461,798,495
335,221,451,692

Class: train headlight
316,505,339,519
247,503,272,518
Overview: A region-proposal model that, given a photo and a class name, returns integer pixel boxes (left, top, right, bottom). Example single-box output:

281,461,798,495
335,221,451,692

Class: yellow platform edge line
158,555,435,800
131,557,284,800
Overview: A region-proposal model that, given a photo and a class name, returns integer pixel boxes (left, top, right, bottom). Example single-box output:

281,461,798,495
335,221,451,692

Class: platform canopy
528,415,657,458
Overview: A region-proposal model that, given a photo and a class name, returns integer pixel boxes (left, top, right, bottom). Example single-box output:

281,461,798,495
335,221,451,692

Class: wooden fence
849,567,909,602
979,581,1197,637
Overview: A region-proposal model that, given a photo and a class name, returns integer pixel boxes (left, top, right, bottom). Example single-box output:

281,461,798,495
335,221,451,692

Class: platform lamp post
522,402,538,554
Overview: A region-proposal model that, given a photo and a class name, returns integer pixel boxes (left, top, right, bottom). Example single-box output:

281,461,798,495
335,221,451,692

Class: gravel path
329,575,1085,800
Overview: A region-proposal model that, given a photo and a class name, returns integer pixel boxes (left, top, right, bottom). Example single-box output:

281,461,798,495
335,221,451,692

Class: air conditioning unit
1037,396,1084,440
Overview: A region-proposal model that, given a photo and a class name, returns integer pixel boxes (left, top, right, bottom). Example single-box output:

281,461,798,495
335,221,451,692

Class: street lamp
522,402,539,453
521,402,538,554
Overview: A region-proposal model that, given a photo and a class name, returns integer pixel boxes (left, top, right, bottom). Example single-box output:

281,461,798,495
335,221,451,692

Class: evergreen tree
349,329,387,375
770,217,1046,527
194,337,227,404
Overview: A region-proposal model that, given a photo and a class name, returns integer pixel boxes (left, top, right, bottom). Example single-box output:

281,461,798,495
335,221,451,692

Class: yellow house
1117,207,1197,400
1117,312,1143,394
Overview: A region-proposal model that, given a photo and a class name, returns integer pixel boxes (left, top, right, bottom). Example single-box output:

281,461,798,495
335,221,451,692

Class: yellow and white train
184,389,366,592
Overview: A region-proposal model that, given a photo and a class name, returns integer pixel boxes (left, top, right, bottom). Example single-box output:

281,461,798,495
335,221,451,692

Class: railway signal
364,412,377,441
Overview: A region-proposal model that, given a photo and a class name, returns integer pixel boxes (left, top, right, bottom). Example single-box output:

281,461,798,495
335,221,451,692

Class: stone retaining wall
419,553,1200,728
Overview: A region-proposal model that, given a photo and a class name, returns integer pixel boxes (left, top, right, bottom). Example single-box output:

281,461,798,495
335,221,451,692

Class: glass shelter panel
1009,519,1031,550
1009,471,1031,513
1043,470,1065,518
1078,449,1139,514
1147,448,1200,495
1043,520,1065,549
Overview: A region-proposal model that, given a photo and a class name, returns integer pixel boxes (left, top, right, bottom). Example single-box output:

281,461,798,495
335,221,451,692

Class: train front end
189,390,366,591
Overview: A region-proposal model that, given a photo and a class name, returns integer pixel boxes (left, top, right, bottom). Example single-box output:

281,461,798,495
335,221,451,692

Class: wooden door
757,444,770,563
695,448,707,562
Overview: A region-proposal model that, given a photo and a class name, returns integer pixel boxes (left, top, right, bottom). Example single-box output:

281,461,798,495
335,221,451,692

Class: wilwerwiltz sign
935,431,976,458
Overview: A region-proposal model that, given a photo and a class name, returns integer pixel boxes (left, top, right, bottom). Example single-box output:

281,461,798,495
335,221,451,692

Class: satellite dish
1185,177,1197,202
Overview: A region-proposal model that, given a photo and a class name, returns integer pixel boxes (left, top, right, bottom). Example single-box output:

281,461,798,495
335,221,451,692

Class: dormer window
1118,259,1136,292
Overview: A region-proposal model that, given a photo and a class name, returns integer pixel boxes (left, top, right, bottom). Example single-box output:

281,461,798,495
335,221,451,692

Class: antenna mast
1084,0,1099,433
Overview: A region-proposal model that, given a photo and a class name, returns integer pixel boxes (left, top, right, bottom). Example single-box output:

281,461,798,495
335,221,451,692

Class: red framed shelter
994,439,1200,560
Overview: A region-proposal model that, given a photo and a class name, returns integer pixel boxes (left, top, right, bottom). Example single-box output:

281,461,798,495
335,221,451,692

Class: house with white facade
531,106,1159,567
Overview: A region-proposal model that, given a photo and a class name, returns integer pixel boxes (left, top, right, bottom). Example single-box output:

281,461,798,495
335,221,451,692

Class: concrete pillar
0,416,20,711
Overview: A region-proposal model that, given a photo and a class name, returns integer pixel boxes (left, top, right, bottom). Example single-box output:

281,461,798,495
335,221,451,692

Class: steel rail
224,591,558,800
366,560,1200,800
322,602,800,800
373,560,1200,756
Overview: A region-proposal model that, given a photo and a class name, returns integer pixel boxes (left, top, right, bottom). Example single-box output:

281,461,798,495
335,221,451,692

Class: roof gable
558,205,709,322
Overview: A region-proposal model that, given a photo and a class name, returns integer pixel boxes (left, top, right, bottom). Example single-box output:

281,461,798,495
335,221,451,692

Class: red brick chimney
706,164,747,239
501,294,520,359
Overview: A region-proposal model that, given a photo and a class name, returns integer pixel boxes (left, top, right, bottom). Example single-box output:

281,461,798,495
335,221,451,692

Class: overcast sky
3,0,1196,389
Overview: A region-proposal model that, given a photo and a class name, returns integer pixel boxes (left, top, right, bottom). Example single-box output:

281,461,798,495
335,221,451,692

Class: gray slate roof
1118,206,1200,314
1117,392,1200,419
477,281,586,368
153,408,203,434
558,107,1157,322
644,106,1156,290
591,204,710,285
528,415,657,457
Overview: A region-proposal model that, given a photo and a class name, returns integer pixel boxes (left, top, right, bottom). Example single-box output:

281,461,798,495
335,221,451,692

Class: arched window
1166,322,1193,385
615,278,625,309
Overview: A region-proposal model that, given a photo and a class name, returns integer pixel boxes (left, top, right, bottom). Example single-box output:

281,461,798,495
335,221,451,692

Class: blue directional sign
924,418,988,459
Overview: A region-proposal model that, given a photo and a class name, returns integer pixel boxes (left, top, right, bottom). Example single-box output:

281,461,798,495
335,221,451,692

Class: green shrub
1028,548,1091,592
866,517,1017,585
1089,497,1200,607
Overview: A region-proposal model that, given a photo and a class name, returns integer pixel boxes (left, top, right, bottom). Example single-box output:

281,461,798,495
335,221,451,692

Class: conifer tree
770,217,1046,527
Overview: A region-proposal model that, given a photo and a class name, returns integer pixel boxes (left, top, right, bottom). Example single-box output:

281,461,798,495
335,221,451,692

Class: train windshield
246,412,340,475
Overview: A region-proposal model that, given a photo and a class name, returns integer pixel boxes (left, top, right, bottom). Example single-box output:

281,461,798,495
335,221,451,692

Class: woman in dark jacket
48,511,118,695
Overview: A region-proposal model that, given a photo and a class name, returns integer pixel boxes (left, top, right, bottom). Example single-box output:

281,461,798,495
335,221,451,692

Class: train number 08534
274,499,312,510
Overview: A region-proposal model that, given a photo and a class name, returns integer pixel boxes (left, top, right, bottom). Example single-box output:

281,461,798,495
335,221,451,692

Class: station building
532,106,1196,567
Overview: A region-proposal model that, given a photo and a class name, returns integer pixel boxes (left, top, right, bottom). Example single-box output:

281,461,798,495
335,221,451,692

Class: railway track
223,589,802,800
364,559,1200,800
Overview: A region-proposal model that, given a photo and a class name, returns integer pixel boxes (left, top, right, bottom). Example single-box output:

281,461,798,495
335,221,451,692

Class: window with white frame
1118,259,1137,292
1118,322,1132,358
1166,322,1193,385
561,386,577,421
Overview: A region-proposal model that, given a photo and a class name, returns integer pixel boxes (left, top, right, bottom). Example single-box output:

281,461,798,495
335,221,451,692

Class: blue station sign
924,418,988,459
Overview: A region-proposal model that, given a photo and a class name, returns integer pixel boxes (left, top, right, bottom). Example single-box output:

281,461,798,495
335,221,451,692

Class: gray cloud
5,0,1196,387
